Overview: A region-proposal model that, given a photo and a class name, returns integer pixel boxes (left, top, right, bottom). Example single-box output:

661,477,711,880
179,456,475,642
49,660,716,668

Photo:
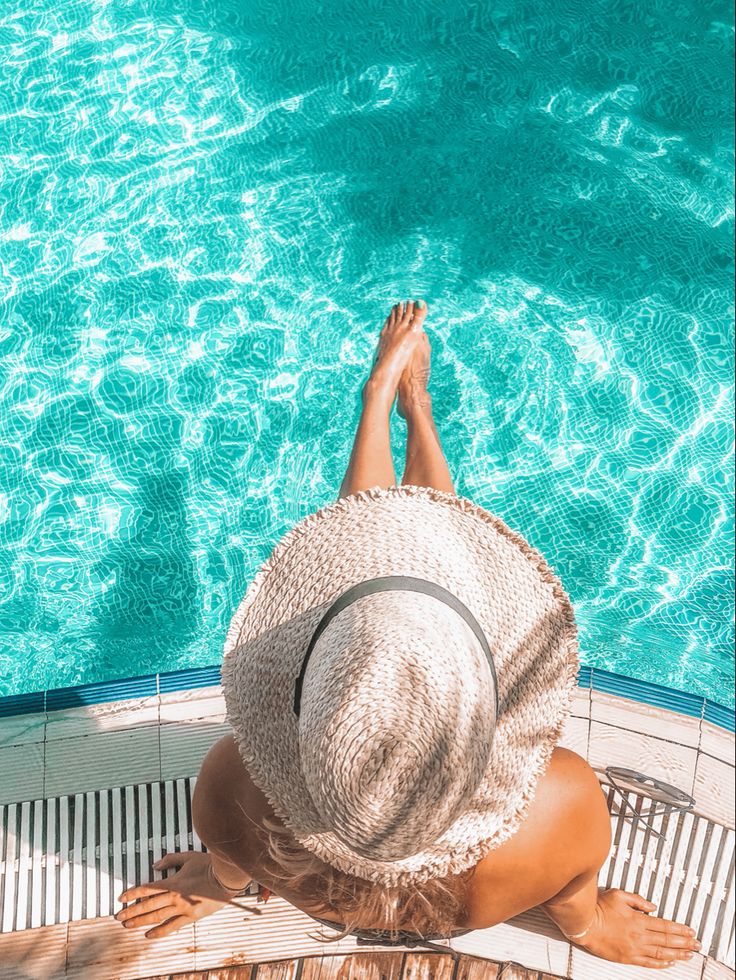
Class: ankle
401,390,433,417
362,378,395,411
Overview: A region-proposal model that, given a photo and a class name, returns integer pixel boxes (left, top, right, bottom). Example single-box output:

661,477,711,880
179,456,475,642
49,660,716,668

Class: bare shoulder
543,747,610,824
546,746,606,797
542,747,612,866
192,734,277,855
196,733,274,814
472,748,609,882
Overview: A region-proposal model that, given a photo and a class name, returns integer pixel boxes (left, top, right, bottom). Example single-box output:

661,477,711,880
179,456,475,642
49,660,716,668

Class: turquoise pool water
0,0,733,704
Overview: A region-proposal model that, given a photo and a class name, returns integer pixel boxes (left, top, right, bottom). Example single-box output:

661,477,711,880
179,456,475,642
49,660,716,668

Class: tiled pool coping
1,663,734,732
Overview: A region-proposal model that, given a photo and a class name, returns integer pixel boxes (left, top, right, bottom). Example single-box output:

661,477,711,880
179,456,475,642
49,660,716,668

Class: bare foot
397,329,432,420
366,300,428,404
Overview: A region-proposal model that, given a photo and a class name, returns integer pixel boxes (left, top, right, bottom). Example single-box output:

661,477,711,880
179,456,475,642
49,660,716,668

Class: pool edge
0,663,734,732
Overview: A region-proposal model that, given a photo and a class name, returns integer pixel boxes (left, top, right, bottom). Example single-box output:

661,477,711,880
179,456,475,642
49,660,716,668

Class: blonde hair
260,814,474,942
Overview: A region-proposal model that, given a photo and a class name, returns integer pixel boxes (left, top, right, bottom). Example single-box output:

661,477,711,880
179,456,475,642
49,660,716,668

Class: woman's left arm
208,850,252,894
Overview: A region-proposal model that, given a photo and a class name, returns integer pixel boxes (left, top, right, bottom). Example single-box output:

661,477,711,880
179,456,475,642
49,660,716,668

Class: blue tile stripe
0,690,44,720
44,673,159,712
0,663,733,733
704,700,736,733
158,665,222,693
589,667,706,722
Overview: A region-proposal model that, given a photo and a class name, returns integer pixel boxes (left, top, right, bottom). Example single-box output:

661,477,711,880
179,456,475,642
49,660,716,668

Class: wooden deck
141,953,564,978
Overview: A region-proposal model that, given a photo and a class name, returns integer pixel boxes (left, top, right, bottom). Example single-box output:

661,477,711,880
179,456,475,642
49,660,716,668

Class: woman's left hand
115,851,240,938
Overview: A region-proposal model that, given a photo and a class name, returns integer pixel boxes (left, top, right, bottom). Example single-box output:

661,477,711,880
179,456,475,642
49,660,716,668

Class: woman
116,301,700,970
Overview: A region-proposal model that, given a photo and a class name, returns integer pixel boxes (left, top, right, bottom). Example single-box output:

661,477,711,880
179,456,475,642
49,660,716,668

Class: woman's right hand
575,888,701,969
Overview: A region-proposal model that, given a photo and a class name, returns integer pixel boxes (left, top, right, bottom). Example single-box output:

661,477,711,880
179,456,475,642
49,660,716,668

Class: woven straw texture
220,484,579,886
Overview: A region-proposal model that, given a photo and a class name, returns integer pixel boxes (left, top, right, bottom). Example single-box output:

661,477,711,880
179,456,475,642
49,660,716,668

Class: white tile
588,721,698,795
159,718,231,780
558,714,590,758
193,899,363,968
571,946,704,979
702,958,736,979
158,685,226,725
0,711,46,748
591,691,701,749
44,727,160,797
700,721,736,767
44,695,159,740
0,741,44,804
451,906,570,976
0,922,67,979
571,687,591,719
694,753,735,829
66,915,196,979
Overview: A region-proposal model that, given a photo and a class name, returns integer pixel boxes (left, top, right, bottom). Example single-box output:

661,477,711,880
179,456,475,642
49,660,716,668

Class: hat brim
220,484,579,886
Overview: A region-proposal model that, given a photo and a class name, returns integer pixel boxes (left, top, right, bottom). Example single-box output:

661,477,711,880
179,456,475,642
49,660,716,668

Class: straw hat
220,484,579,887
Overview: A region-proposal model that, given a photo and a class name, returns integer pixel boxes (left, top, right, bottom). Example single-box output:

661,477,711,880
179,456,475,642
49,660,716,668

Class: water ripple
0,0,733,704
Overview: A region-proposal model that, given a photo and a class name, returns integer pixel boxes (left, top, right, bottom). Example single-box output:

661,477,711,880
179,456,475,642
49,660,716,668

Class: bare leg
400,395,455,495
338,300,427,500
397,330,456,494
338,390,395,499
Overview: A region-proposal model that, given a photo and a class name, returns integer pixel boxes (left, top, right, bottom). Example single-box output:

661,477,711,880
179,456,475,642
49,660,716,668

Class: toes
400,300,415,326
411,300,428,330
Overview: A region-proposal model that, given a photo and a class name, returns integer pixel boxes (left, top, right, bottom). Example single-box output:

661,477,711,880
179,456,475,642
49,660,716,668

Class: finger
643,945,697,961
636,958,677,969
644,918,698,940
145,914,192,939
122,905,181,929
646,929,700,949
116,893,172,923
118,883,168,903
645,934,699,952
622,891,657,912
153,851,197,870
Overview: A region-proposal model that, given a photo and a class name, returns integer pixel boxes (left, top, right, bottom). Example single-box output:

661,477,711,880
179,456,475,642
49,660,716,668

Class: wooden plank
71,792,84,921
30,798,43,928
16,800,31,930
401,953,457,980
494,967,538,979
44,797,57,927
252,961,302,979
298,955,349,978
58,797,70,925
124,785,136,893
339,952,405,980
455,955,501,979
85,790,97,920
1,804,17,931
206,968,256,980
